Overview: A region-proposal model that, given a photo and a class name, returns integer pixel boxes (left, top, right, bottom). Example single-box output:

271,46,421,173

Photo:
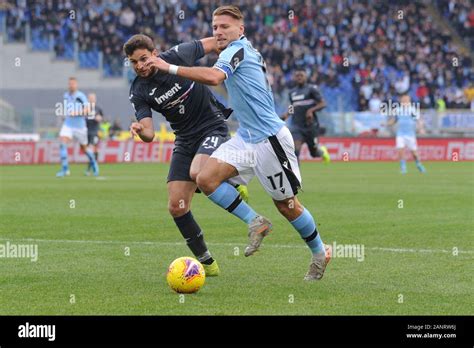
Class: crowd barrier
1,138,473,165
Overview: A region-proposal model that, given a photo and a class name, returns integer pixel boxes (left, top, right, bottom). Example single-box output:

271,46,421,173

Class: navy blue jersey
129,40,229,138
86,105,103,134
288,84,324,128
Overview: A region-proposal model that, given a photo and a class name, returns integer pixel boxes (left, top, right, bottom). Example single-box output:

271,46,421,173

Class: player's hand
305,110,314,125
144,55,169,73
130,122,143,138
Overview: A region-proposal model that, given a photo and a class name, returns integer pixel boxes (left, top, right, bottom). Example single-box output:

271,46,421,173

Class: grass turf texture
0,162,473,315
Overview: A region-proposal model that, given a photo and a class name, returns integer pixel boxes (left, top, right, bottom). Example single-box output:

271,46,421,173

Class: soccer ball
166,257,205,294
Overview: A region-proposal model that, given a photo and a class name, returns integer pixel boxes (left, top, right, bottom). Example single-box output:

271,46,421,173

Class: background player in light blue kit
388,94,426,174
150,5,331,280
57,77,99,177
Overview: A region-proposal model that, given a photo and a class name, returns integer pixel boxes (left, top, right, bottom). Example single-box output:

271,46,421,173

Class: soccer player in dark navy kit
85,93,103,176
124,34,247,276
283,68,330,162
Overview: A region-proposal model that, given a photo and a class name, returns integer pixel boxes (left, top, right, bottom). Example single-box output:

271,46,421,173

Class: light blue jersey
214,36,284,143
396,112,417,137
63,90,88,128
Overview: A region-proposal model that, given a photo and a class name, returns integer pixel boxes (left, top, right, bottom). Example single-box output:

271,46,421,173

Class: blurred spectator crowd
437,0,474,50
3,0,473,112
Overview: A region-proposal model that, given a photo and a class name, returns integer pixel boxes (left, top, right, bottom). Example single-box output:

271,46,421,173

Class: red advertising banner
308,138,474,161
1,138,473,165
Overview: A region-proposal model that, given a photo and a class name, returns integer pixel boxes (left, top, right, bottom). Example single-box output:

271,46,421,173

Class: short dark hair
69,77,77,81
213,5,244,21
123,34,155,56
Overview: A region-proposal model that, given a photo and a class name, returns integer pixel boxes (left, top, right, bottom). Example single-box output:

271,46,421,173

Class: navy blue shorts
87,132,100,146
290,125,318,145
167,124,230,182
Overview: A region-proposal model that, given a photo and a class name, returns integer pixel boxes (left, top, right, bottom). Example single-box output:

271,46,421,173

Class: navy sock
174,211,213,264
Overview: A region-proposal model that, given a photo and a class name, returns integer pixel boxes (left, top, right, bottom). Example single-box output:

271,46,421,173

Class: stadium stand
2,0,473,115
437,0,474,50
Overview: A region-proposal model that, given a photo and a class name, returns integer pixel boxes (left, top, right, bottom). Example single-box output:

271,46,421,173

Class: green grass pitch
0,161,472,315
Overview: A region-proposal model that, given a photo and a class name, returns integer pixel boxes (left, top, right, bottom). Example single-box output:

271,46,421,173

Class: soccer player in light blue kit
56,77,99,177
149,5,331,280
388,94,426,174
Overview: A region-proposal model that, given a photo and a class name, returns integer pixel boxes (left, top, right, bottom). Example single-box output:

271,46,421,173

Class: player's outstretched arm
200,37,220,55
130,117,155,142
306,100,326,124
312,99,326,113
177,66,226,86
145,56,226,86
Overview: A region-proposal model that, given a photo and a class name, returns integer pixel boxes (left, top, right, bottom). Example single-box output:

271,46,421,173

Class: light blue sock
290,208,324,254
415,159,426,172
85,149,98,174
60,143,69,172
400,159,406,173
207,182,257,224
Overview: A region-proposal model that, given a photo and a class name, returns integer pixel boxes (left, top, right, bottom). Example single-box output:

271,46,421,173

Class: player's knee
275,198,303,220
189,168,200,182
168,200,189,217
276,202,293,218
196,172,216,194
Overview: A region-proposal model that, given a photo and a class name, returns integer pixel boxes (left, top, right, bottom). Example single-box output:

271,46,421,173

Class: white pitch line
0,238,473,254
369,246,474,254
